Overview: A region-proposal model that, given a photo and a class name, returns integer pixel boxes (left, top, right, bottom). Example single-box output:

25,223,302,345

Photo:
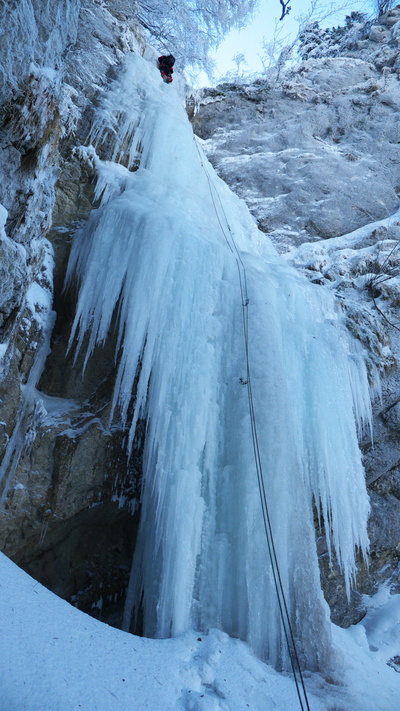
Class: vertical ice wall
66,53,372,671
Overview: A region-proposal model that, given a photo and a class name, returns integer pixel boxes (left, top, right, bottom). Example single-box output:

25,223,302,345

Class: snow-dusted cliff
0,0,149,623
1,3,400,710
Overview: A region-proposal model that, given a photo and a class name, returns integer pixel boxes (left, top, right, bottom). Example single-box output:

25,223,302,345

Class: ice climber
158,54,175,83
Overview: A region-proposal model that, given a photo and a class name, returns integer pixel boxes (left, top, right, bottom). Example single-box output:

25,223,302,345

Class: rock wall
192,11,400,246
0,0,146,626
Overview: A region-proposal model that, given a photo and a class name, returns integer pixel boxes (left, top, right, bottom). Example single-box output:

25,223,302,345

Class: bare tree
373,0,397,17
135,0,258,71
279,0,292,20
233,52,248,77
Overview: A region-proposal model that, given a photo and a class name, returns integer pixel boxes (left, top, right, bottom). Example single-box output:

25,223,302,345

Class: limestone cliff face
1,0,400,631
192,7,400,624
192,11,400,246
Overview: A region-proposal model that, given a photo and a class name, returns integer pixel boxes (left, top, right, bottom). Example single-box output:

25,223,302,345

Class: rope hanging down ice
194,137,311,711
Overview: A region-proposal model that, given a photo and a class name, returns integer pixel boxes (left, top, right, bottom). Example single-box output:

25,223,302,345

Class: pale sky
207,0,373,83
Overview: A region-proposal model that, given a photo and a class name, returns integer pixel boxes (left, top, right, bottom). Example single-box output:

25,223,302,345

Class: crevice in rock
13,500,139,629
5,413,144,630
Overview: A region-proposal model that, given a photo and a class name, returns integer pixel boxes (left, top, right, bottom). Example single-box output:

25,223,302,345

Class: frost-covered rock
0,206,26,332
193,57,400,243
0,0,147,623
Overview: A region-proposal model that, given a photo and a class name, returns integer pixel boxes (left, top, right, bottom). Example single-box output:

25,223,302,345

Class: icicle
66,53,372,671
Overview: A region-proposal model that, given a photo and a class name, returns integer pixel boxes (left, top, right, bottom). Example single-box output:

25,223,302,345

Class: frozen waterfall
66,53,372,671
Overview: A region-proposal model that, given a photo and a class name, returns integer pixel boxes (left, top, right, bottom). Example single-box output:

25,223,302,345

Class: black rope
194,138,311,711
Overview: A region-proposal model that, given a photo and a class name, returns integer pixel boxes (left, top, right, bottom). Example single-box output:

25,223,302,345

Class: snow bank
0,553,325,711
2,552,400,710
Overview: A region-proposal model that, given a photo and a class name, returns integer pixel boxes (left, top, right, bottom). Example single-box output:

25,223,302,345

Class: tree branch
279,0,291,20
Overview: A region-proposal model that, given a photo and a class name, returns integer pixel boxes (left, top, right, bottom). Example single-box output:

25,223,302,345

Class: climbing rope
194,138,311,711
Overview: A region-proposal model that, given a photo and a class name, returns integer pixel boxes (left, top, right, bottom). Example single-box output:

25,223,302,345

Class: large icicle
66,53,371,671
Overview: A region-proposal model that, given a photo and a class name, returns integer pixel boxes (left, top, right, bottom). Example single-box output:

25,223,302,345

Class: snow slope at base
1,554,400,711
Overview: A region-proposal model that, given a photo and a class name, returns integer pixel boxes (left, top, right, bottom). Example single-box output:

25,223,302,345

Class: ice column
66,53,371,671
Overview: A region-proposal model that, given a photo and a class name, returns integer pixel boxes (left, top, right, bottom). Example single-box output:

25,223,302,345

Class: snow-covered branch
135,0,257,70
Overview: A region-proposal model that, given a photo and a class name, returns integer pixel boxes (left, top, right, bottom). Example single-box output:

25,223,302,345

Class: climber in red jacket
158,55,175,83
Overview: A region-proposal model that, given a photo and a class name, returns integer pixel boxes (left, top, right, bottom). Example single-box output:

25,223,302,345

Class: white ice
65,52,372,672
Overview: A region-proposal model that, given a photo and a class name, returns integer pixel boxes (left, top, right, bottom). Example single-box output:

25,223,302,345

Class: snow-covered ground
1,553,400,711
